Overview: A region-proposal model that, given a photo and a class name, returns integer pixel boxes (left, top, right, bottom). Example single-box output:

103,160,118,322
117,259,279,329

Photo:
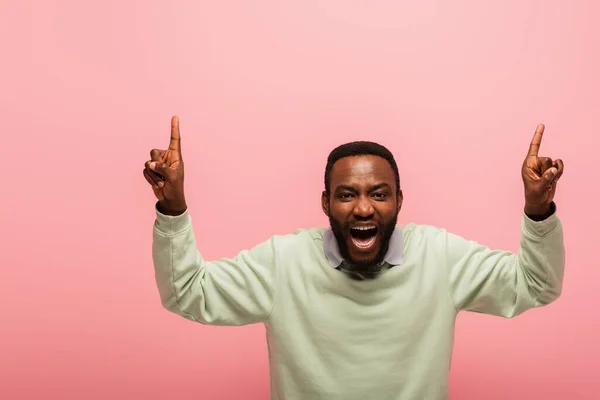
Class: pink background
2,1,599,399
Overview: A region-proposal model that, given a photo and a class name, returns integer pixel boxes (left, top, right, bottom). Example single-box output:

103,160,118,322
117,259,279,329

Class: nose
353,196,374,219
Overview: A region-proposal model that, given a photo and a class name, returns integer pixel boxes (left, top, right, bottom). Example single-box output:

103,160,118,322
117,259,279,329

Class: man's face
322,155,403,267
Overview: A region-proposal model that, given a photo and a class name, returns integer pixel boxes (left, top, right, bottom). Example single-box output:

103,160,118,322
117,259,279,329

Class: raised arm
143,117,278,326
444,124,566,318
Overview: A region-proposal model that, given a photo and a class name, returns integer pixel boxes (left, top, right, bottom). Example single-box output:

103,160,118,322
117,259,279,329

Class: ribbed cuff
522,203,559,237
154,203,191,235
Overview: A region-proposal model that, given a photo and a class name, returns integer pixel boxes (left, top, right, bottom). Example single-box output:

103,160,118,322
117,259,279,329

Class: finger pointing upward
169,115,181,153
528,123,545,158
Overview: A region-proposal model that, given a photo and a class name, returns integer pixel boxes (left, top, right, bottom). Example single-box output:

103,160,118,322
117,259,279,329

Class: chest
275,258,453,341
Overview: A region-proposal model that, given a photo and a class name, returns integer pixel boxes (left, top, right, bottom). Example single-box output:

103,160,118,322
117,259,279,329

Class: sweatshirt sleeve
442,206,565,318
152,207,279,326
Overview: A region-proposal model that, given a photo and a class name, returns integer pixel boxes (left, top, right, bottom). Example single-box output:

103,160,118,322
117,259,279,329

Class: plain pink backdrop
2,1,598,399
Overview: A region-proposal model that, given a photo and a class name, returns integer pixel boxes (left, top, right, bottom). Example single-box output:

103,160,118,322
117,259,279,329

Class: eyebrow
370,183,392,192
334,183,392,194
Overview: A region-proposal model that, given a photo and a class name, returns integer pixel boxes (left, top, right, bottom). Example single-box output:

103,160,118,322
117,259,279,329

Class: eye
372,192,387,200
338,193,355,201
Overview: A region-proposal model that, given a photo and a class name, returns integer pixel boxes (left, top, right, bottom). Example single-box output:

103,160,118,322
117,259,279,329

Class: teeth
352,236,376,248
352,226,376,231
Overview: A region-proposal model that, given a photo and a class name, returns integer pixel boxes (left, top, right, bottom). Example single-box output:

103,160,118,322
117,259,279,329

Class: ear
396,190,403,213
321,191,330,217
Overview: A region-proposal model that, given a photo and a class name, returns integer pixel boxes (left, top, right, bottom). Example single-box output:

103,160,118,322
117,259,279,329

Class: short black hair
324,141,400,195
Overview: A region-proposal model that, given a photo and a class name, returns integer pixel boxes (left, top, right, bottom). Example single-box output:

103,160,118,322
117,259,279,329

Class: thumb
149,161,175,181
541,167,558,186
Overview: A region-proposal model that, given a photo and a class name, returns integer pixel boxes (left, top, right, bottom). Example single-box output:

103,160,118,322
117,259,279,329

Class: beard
328,212,398,280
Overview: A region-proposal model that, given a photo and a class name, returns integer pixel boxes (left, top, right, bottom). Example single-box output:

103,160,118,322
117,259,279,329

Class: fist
143,116,187,216
522,123,564,218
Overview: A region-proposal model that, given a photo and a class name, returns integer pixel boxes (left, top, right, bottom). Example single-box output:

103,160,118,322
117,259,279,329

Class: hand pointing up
522,123,564,219
143,116,187,216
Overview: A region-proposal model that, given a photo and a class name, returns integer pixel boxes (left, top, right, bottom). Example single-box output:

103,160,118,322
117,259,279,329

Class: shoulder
251,228,327,268
399,222,453,248
265,227,327,250
400,222,446,238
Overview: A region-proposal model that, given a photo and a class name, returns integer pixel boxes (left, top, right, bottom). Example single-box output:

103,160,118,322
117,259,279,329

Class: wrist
157,200,187,216
524,202,556,221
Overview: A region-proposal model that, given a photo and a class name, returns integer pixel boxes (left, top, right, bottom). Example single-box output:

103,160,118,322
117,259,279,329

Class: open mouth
349,225,378,249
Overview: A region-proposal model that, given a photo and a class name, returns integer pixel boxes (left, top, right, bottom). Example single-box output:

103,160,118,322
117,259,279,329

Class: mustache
341,220,381,230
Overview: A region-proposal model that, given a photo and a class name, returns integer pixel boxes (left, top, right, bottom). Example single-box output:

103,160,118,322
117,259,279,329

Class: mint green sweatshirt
152,208,565,400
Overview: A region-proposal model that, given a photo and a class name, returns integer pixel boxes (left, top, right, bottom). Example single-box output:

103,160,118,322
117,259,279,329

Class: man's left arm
444,123,565,317
443,202,565,317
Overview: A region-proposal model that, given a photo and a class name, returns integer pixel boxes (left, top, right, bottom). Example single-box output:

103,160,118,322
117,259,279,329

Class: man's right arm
152,206,279,326
144,116,278,326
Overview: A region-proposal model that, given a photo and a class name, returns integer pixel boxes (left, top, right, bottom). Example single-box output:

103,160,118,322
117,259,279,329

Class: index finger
169,115,181,152
527,123,545,158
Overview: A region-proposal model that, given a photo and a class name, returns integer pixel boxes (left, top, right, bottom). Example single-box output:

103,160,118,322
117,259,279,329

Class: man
143,116,565,399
